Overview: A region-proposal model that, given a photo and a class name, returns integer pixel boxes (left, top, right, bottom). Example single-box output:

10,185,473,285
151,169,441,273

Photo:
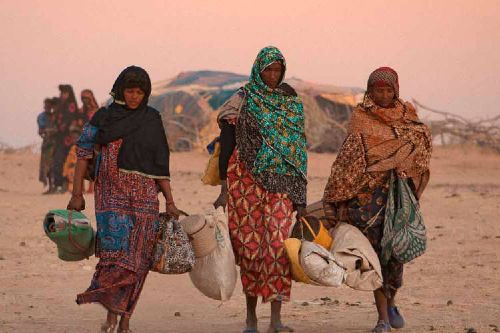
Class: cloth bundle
285,214,383,290
181,208,237,301
330,223,383,291
300,241,345,287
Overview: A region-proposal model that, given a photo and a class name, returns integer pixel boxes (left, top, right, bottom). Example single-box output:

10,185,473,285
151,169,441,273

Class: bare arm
67,159,89,211
156,179,182,218
156,179,174,203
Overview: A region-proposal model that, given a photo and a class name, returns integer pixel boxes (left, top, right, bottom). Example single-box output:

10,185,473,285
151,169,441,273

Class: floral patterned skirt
227,151,293,303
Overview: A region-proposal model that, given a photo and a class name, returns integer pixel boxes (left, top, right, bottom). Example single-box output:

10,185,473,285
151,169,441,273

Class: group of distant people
37,85,99,193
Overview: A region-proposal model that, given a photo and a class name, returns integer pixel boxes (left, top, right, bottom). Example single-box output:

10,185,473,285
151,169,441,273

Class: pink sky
1,0,499,146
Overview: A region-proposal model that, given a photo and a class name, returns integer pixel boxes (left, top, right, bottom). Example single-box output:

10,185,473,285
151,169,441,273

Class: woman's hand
156,179,183,219
295,205,307,222
165,202,182,219
338,202,348,222
213,181,228,210
67,194,85,211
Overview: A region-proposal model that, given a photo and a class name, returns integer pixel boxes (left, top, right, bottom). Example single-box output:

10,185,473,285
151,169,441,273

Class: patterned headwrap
367,67,399,98
243,46,307,179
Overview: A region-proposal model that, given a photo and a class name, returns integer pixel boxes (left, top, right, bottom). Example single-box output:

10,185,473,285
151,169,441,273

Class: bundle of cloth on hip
285,207,383,291
180,207,237,301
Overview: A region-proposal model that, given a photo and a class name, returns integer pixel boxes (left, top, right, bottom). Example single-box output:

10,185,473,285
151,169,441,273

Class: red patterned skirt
227,151,293,303
76,265,149,318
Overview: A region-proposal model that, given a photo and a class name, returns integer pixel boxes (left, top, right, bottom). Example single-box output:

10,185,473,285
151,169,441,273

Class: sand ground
0,146,499,333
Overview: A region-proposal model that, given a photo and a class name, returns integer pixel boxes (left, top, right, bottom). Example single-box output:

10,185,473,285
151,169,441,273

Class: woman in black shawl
67,66,181,333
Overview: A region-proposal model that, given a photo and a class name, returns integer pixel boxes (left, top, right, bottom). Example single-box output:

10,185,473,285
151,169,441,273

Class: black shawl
90,66,170,179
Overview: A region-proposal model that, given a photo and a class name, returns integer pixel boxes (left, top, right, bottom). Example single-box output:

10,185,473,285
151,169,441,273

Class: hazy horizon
1,0,499,147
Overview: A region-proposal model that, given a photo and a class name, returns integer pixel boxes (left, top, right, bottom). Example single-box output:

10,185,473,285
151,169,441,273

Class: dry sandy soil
0,146,499,333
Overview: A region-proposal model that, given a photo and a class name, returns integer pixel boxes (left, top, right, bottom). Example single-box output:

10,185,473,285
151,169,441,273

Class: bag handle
299,217,317,240
390,171,404,210
67,210,91,259
162,210,189,220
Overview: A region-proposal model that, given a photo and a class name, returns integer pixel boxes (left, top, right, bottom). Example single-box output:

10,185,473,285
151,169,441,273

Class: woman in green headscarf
214,46,307,333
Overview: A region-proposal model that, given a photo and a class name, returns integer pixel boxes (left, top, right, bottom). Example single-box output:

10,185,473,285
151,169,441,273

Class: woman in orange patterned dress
323,67,432,332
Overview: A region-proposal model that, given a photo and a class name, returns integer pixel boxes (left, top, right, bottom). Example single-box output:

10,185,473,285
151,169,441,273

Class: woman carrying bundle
214,46,307,333
323,67,432,332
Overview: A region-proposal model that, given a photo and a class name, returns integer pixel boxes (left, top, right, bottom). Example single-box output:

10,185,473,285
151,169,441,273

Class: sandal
243,328,260,333
100,321,117,333
117,329,133,333
387,306,405,329
371,320,391,333
267,324,294,333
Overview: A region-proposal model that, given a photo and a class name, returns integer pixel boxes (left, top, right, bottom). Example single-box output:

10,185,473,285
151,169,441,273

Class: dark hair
111,66,151,104
58,84,78,108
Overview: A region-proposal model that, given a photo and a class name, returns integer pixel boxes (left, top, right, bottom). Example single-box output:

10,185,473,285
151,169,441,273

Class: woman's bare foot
268,320,294,333
244,318,259,333
118,316,131,333
101,311,117,332
269,301,293,332
244,295,258,332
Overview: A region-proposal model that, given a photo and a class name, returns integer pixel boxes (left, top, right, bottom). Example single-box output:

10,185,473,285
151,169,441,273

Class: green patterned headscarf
244,46,307,179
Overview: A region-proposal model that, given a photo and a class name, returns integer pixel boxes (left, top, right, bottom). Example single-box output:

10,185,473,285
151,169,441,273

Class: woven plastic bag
188,207,237,301
151,213,195,274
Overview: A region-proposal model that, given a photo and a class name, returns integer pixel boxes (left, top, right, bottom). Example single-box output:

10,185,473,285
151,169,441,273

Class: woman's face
81,96,91,106
43,101,51,112
260,62,283,89
123,87,145,109
60,91,70,101
370,85,395,108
